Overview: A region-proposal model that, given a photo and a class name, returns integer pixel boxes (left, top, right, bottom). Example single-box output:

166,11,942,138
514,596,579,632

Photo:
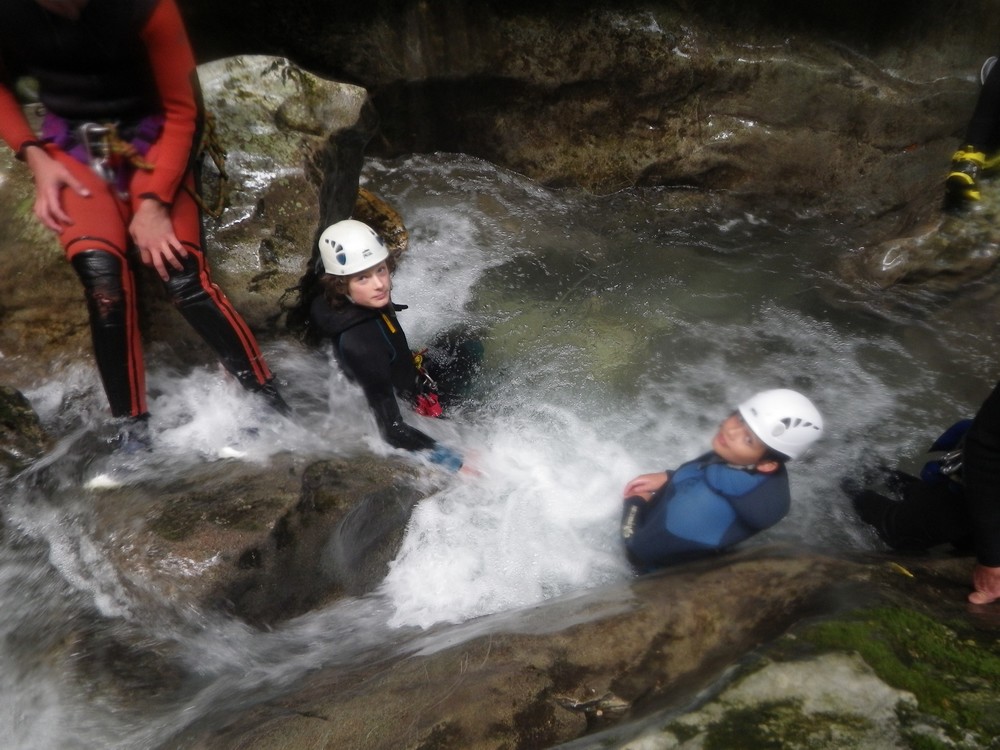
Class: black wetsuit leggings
71,247,272,418
965,52,1000,151
854,470,973,553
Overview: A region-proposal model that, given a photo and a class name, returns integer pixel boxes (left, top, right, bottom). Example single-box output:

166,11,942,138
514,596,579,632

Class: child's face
711,412,770,467
347,262,391,309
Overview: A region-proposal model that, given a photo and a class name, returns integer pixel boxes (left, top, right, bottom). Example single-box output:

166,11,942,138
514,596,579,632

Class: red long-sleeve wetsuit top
0,0,197,207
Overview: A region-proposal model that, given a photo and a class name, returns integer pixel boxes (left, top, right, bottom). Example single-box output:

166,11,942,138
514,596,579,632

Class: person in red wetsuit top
0,0,288,451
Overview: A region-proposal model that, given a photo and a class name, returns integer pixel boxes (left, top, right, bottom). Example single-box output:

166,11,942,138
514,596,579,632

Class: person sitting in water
620,389,824,572
846,379,1000,606
308,219,480,471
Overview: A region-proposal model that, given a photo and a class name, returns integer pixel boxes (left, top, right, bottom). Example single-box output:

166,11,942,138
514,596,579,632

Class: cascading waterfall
0,153,994,748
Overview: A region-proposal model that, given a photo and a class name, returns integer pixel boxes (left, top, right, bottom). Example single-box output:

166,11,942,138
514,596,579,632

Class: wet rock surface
182,0,995,227
2,2,1000,744
168,551,1000,750
88,453,427,626
0,385,51,478
170,550,858,749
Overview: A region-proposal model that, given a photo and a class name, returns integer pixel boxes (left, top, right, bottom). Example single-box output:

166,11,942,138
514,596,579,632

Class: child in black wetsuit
308,219,479,470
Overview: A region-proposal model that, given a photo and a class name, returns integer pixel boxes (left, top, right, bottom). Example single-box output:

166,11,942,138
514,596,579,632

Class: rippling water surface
2,153,997,748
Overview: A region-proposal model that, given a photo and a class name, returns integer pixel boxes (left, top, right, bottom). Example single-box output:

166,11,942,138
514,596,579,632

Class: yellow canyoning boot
946,147,986,202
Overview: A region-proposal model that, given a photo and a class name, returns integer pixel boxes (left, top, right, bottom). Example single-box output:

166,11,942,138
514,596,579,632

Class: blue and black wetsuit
620,452,790,572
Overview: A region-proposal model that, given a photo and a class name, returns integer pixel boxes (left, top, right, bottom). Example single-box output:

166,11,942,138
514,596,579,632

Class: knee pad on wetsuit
71,250,126,323
71,249,143,417
163,253,209,308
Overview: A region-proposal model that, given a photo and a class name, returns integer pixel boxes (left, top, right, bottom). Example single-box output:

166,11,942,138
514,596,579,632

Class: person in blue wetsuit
620,389,824,572
308,219,480,471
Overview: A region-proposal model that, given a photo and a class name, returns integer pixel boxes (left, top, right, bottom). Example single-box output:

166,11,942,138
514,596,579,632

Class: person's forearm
0,77,39,157
371,394,436,452
131,0,198,204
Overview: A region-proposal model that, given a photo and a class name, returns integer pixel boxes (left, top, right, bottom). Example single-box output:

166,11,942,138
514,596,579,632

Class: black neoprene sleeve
962,380,1000,566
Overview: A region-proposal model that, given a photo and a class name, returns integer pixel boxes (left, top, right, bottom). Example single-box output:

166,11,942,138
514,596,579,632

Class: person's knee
71,250,126,321
163,254,208,307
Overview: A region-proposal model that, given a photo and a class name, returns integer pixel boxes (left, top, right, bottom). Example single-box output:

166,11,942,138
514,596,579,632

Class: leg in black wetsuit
964,53,1000,152
947,51,1000,207
849,470,973,553
71,248,146,419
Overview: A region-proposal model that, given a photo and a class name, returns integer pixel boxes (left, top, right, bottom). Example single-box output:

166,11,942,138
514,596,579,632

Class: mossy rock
0,384,51,477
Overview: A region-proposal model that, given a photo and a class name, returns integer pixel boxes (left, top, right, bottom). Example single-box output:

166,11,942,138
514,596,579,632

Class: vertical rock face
190,55,378,333
180,0,1000,224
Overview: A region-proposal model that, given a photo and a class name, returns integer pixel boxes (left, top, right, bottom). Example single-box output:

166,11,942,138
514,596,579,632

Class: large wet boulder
168,551,1000,750
841,180,1000,290
174,0,1000,287
180,0,999,224
87,454,429,626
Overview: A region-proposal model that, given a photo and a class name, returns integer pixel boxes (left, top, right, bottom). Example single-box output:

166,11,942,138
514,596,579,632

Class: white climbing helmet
318,219,389,276
737,388,824,460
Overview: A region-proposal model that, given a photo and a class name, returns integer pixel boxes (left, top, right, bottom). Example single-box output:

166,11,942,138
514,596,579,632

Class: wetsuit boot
946,147,986,205
110,414,153,454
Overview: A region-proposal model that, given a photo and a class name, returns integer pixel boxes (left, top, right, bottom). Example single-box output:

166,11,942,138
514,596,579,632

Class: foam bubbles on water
382,404,636,628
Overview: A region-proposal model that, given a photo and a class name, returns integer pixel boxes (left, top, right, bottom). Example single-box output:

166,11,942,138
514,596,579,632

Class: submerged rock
91,453,430,626
842,179,1000,289
0,385,51,478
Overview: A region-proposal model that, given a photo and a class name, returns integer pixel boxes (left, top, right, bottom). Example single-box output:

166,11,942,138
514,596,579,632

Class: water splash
0,152,993,747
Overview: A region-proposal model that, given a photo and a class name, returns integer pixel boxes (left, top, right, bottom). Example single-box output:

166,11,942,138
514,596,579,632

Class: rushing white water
2,153,997,748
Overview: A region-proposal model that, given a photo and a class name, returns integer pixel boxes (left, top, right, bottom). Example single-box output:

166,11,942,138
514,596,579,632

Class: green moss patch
800,606,1000,744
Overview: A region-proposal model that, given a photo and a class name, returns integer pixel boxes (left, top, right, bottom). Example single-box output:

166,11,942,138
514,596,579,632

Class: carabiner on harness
412,349,443,417
76,121,154,200
937,448,964,477
77,122,116,185
412,349,438,390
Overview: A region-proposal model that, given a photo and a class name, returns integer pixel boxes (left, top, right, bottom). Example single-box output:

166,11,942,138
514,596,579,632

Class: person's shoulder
311,297,378,336
704,460,775,496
